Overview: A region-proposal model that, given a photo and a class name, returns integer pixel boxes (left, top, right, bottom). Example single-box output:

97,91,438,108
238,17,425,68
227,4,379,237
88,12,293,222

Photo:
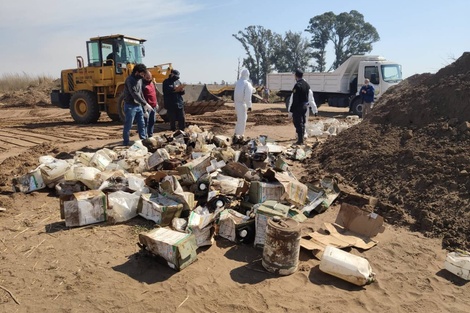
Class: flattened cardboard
323,223,378,250
300,203,384,258
138,228,198,271
300,231,354,260
334,203,385,238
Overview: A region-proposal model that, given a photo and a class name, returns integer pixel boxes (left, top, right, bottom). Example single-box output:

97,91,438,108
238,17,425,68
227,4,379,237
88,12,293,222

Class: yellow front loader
51,34,224,124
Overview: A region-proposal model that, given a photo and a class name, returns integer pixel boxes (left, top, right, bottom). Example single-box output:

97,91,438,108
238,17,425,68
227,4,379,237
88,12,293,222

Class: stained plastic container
444,251,470,280
319,245,375,286
262,216,301,275
40,159,71,186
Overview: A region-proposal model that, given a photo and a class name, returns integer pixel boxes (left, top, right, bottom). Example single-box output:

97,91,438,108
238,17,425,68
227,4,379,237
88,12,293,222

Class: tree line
233,10,379,85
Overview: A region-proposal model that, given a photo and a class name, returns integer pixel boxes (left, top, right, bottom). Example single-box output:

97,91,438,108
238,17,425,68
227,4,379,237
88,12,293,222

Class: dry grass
0,73,56,93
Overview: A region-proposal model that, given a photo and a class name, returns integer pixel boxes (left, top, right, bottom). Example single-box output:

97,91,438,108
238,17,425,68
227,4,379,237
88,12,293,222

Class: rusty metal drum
262,216,301,275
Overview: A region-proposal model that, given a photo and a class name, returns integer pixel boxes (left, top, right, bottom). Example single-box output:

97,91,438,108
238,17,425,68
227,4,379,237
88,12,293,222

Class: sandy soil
1,58,469,312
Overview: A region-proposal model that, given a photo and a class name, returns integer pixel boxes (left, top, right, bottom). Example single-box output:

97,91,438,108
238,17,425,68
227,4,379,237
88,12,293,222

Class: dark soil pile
308,53,470,250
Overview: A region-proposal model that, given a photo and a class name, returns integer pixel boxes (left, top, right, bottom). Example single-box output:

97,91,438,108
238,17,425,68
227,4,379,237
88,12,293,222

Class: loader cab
86,35,146,73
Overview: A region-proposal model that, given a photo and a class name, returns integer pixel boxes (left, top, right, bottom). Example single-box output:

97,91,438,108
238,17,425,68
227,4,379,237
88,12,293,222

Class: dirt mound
0,143,61,187
308,53,470,250
0,80,57,107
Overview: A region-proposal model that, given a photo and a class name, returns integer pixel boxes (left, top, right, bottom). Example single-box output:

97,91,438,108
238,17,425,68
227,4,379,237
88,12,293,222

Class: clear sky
1,0,468,84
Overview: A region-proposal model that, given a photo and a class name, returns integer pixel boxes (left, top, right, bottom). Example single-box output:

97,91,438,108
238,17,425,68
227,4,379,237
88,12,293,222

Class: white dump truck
266,55,403,116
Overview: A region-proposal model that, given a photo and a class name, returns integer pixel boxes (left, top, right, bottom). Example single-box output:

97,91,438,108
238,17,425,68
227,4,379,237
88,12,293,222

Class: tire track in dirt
0,107,123,163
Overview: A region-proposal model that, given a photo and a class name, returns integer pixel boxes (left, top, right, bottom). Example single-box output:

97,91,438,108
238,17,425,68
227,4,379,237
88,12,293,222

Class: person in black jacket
163,69,186,131
289,69,311,145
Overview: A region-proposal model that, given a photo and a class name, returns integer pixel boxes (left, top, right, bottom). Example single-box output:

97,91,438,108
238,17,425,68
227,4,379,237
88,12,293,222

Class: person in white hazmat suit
233,68,254,141
287,87,318,140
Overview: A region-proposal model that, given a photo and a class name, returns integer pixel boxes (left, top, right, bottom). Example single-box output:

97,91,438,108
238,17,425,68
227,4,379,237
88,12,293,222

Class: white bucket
319,245,375,286
444,251,470,280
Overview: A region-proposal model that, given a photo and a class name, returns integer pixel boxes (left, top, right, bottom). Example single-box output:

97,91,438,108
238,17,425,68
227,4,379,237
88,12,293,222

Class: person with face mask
233,68,254,142
163,69,186,131
142,70,158,138
360,78,375,118
122,63,149,146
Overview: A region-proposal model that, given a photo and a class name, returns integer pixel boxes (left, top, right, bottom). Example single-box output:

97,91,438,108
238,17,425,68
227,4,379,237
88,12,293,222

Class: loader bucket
155,84,225,117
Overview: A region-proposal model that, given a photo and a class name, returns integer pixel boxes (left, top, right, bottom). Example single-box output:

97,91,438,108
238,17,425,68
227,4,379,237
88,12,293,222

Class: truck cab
354,58,402,110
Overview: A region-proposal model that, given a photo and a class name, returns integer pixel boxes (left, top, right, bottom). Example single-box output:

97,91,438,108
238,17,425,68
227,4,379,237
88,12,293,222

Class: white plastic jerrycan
319,245,375,286
444,250,470,280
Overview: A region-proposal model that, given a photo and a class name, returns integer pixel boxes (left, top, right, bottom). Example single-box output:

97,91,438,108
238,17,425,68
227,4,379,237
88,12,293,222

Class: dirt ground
1,56,469,312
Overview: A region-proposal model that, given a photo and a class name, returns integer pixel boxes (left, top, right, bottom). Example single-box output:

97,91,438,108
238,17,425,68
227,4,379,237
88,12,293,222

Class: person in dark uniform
162,69,186,131
289,69,311,145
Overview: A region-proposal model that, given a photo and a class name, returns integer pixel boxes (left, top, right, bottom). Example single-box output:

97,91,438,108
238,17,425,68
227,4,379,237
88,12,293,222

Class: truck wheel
350,97,363,118
70,91,100,124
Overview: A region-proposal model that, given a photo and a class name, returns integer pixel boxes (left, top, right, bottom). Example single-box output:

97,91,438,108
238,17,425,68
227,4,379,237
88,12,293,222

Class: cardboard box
12,168,46,193
176,154,211,185
221,161,250,178
138,194,183,226
212,174,249,197
146,148,170,169
248,181,284,204
264,169,308,205
62,190,107,227
138,228,198,271
218,209,254,243
253,201,289,248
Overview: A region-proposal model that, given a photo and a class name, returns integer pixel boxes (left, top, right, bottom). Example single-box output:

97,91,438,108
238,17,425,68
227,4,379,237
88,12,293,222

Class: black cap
171,69,180,76
295,69,303,78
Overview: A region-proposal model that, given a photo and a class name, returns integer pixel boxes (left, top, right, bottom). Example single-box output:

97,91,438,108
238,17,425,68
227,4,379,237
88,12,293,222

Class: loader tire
117,93,126,123
70,91,100,124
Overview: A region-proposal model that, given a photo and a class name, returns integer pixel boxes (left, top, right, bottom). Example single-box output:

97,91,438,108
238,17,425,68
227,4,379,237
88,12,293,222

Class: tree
233,25,276,85
273,31,312,73
306,10,380,71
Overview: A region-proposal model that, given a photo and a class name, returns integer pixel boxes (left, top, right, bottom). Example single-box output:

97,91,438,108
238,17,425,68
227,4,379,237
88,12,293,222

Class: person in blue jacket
360,78,375,118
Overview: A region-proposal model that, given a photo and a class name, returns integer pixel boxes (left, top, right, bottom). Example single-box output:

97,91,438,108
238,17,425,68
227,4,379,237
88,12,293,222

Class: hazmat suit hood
240,69,250,80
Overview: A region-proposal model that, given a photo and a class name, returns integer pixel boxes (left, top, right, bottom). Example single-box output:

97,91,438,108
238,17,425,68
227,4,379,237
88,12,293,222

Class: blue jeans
122,103,147,145
144,107,156,137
